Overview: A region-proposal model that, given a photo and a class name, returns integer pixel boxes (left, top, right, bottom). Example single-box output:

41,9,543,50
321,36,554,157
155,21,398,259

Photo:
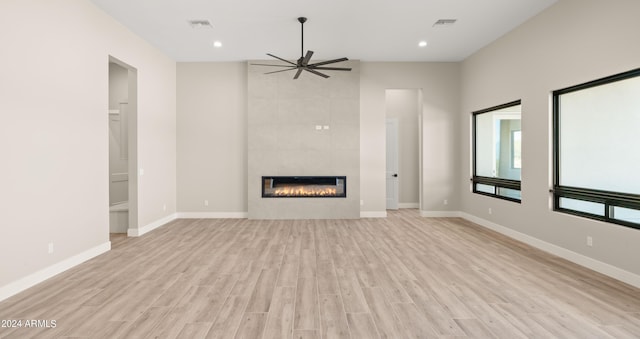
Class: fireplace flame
273,185,338,197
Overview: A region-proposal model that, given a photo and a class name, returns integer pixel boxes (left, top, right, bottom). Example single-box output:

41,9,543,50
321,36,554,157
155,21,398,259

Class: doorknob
392,174,398,177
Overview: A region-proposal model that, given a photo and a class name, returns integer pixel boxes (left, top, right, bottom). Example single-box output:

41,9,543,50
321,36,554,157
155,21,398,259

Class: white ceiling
90,0,557,62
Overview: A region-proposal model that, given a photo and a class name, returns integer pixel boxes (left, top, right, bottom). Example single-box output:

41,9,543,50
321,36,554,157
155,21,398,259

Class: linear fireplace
262,176,346,198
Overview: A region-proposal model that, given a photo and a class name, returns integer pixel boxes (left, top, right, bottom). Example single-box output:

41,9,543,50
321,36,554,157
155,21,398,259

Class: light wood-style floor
2,210,640,338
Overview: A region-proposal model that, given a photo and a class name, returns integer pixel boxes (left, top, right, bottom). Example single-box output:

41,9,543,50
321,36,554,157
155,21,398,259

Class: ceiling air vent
187,20,213,29
433,19,457,27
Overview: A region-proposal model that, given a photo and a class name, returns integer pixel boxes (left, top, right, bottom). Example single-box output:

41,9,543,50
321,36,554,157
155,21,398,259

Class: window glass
473,101,522,202
558,76,640,195
475,104,521,180
559,197,605,216
553,68,640,228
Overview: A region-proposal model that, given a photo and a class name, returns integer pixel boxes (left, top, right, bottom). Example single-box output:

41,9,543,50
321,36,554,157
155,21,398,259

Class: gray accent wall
247,61,361,219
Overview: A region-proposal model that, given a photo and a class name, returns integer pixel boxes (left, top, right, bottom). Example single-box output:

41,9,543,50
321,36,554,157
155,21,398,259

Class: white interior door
386,118,399,210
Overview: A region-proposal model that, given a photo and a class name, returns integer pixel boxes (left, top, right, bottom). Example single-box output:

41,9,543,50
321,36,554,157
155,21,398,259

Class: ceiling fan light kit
252,17,352,79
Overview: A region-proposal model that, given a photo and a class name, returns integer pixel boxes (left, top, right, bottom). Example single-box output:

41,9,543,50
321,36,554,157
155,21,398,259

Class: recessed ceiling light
187,19,213,29
418,41,428,47
213,41,222,48
433,19,457,27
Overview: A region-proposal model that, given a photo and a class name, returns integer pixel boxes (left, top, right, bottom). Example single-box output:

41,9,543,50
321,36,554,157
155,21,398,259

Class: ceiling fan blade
304,68,329,78
301,50,314,66
293,68,303,79
308,57,349,67
251,63,297,67
264,67,297,75
266,53,297,66
311,66,352,71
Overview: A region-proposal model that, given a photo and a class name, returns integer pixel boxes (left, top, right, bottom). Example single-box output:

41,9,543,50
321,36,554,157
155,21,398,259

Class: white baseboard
360,211,387,218
0,242,111,302
177,212,248,219
420,210,461,218
458,212,640,289
399,203,419,209
128,213,177,237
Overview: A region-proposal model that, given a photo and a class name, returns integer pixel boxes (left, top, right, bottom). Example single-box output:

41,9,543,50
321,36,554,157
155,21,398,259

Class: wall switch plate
204,200,209,206
139,168,144,176
163,204,167,211
587,236,593,247
315,125,322,130
444,199,448,205
48,242,54,254
488,208,493,215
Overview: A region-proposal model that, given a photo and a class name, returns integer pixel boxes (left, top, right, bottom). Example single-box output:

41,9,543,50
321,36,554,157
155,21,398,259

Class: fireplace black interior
262,176,346,198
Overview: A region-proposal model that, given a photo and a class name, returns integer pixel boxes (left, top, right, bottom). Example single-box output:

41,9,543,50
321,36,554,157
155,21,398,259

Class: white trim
128,213,177,237
458,212,640,289
176,212,248,219
0,242,111,302
420,210,461,218
399,203,419,209
360,211,387,218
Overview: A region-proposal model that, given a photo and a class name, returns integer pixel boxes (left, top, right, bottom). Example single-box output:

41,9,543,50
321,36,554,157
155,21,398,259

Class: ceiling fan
252,17,352,79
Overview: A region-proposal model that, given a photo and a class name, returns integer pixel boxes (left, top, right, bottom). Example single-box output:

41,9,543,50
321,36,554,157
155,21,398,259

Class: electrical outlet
48,242,54,254
139,168,144,176
360,200,364,206
587,236,593,247
488,208,493,215
163,204,167,211
443,199,448,205
204,200,209,206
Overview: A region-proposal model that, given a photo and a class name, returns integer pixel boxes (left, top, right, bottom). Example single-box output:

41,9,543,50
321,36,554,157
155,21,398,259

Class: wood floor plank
204,295,249,339
234,312,268,339
245,268,279,312
454,318,497,339
294,277,320,330
361,287,401,339
2,210,640,338
319,294,350,339
176,322,214,339
391,302,439,339
118,306,170,338
263,287,295,339
292,329,320,339
277,254,300,287
317,259,340,295
334,268,369,313
346,312,380,339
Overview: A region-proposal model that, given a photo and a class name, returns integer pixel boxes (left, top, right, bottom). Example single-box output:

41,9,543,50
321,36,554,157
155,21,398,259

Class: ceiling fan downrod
298,17,307,59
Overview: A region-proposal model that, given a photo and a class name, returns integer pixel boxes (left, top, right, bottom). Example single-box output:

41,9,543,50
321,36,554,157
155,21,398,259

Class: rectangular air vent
187,20,213,29
433,19,457,26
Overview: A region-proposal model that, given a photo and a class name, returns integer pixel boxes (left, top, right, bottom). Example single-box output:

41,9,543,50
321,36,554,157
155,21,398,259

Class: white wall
177,62,248,215
460,0,640,278
0,0,176,297
361,63,461,215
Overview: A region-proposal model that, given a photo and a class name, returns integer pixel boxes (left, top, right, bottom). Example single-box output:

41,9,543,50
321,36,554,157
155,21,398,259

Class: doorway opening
385,89,422,210
108,57,137,238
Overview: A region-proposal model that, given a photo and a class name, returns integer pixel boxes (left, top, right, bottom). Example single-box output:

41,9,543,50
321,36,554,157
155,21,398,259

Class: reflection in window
512,130,521,169
472,101,522,202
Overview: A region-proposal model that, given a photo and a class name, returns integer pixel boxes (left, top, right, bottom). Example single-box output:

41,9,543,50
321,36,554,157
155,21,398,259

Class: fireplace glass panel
262,176,346,198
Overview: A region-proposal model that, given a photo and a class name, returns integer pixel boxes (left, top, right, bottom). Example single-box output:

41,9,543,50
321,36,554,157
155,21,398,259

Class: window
472,100,522,202
553,68,640,229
